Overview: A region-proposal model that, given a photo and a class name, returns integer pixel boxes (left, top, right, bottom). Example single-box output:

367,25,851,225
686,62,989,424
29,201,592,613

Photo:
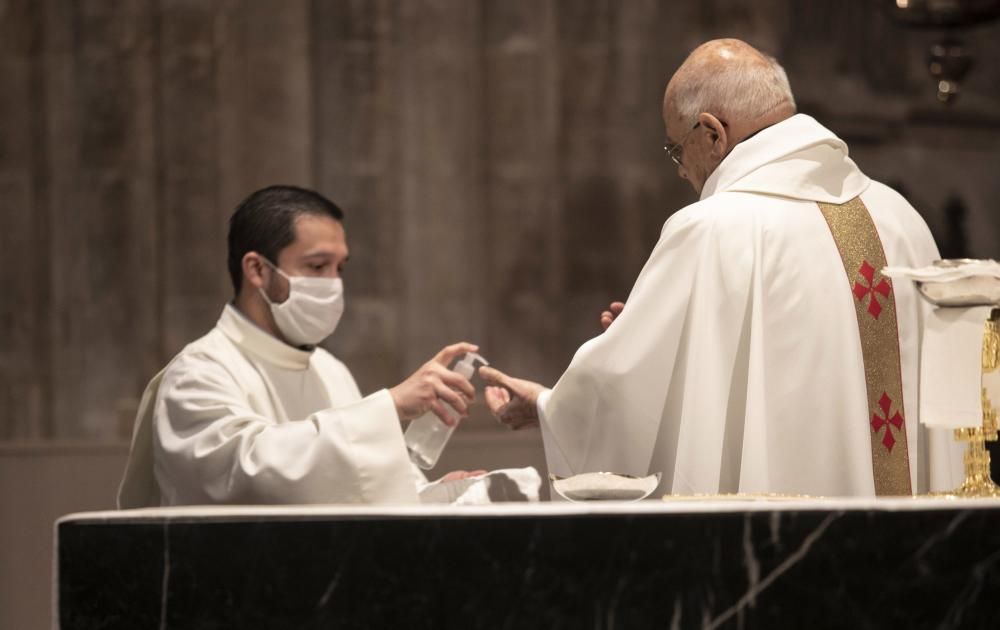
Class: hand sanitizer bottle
404,352,488,469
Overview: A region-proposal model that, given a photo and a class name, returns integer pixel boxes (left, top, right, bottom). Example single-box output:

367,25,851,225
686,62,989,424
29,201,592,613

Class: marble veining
940,544,1000,627
705,512,840,630
315,549,349,610
912,511,969,573
57,503,1000,629
158,521,170,630
669,594,683,630
768,511,782,547
741,513,761,610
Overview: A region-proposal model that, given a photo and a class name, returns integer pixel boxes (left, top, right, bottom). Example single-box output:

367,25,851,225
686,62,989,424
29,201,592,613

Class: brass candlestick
937,314,1000,498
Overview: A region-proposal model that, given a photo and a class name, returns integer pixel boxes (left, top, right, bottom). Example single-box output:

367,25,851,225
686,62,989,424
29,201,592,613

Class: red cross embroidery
853,261,891,319
871,392,904,452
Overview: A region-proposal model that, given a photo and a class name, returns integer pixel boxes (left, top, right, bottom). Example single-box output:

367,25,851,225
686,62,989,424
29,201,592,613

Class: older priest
482,39,962,497
119,186,480,507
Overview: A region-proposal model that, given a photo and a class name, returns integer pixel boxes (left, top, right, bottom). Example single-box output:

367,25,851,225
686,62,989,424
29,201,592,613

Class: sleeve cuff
536,388,553,425
348,388,402,440
536,388,574,478
333,388,419,504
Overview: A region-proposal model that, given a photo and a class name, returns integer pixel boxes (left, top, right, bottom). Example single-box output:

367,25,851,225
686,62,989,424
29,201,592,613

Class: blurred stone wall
2,0,999,441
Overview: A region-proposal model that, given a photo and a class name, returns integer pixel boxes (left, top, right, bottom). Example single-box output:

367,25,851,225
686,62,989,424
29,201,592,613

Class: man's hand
439,469,487,482
600,301,625,331
390,342,478,426
479,366,545,430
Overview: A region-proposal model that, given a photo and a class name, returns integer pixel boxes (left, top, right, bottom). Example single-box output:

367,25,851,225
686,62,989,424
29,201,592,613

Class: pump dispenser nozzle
404,352,489,469
453,352,488,379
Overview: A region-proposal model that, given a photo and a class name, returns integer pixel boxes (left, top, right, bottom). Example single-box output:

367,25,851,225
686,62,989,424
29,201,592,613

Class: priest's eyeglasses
664,122,701,166
664,119,728,166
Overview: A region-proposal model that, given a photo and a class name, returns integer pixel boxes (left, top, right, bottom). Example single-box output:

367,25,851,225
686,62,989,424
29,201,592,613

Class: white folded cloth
883,259,1000,283
418,467,542,504
920,306,992,428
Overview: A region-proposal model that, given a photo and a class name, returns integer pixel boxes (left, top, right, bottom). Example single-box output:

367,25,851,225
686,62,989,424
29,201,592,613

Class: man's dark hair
227,185,344,294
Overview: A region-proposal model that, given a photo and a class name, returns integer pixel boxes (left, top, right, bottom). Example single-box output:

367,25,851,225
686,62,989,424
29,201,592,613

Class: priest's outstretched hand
600,301,625,331
390,342,478,426
479,366,546,430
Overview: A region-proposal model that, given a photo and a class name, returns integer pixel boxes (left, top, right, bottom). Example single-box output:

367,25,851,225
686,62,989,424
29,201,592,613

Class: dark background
3,0,1000,441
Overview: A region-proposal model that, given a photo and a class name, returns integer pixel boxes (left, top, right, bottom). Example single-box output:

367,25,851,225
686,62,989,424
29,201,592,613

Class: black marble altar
57,501,1000,629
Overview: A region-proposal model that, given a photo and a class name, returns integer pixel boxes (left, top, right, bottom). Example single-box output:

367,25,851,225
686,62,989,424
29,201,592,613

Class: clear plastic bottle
404,352,488,469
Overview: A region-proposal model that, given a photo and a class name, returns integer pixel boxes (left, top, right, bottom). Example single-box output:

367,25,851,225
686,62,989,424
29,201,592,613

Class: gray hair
671,52,796,127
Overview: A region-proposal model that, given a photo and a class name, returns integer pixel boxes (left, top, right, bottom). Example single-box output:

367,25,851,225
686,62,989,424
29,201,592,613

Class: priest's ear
697,112,729,160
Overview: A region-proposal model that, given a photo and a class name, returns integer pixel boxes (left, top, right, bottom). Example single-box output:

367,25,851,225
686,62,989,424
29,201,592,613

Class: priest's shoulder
863,179,931,224
661,192,761,237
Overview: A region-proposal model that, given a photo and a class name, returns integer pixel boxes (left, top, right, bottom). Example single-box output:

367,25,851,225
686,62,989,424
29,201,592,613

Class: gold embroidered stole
818,197,912,495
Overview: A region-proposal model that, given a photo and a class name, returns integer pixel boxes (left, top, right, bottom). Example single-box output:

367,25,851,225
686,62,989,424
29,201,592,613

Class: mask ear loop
257,255,288,305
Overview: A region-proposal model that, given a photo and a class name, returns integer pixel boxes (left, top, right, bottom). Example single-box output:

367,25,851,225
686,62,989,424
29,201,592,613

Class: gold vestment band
818,197,912,496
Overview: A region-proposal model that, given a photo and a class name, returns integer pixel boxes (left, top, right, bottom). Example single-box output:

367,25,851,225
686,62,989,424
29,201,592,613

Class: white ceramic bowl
549,472,662,501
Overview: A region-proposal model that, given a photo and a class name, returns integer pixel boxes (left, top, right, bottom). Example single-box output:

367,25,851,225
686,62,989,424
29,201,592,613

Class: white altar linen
920,306,994,429
63,496,1000,525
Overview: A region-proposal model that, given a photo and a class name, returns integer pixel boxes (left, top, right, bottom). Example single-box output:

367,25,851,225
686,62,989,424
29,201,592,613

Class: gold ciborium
935,312,1000,498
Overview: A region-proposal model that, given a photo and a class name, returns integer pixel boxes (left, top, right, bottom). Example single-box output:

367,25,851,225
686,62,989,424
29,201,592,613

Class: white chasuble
118,304,419,507
539,114,964,497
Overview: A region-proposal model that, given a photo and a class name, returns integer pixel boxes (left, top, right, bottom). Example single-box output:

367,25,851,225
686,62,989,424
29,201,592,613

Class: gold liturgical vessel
909,259,1000,498
942,313,1000,497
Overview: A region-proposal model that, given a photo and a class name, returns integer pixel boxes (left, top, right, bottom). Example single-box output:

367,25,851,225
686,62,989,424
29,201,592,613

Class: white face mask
258,259,345,346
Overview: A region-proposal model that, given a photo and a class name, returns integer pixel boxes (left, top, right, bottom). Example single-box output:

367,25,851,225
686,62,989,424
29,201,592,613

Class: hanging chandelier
887,0,1000,103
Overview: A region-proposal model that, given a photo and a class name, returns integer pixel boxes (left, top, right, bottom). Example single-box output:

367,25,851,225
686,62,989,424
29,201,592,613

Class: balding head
662,39,796,194
664,39,795,129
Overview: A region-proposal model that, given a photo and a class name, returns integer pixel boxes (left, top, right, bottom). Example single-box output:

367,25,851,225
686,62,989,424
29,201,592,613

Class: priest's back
539,114,962,496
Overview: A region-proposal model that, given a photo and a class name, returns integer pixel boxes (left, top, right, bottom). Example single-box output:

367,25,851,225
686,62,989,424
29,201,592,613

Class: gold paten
818,198,913,495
